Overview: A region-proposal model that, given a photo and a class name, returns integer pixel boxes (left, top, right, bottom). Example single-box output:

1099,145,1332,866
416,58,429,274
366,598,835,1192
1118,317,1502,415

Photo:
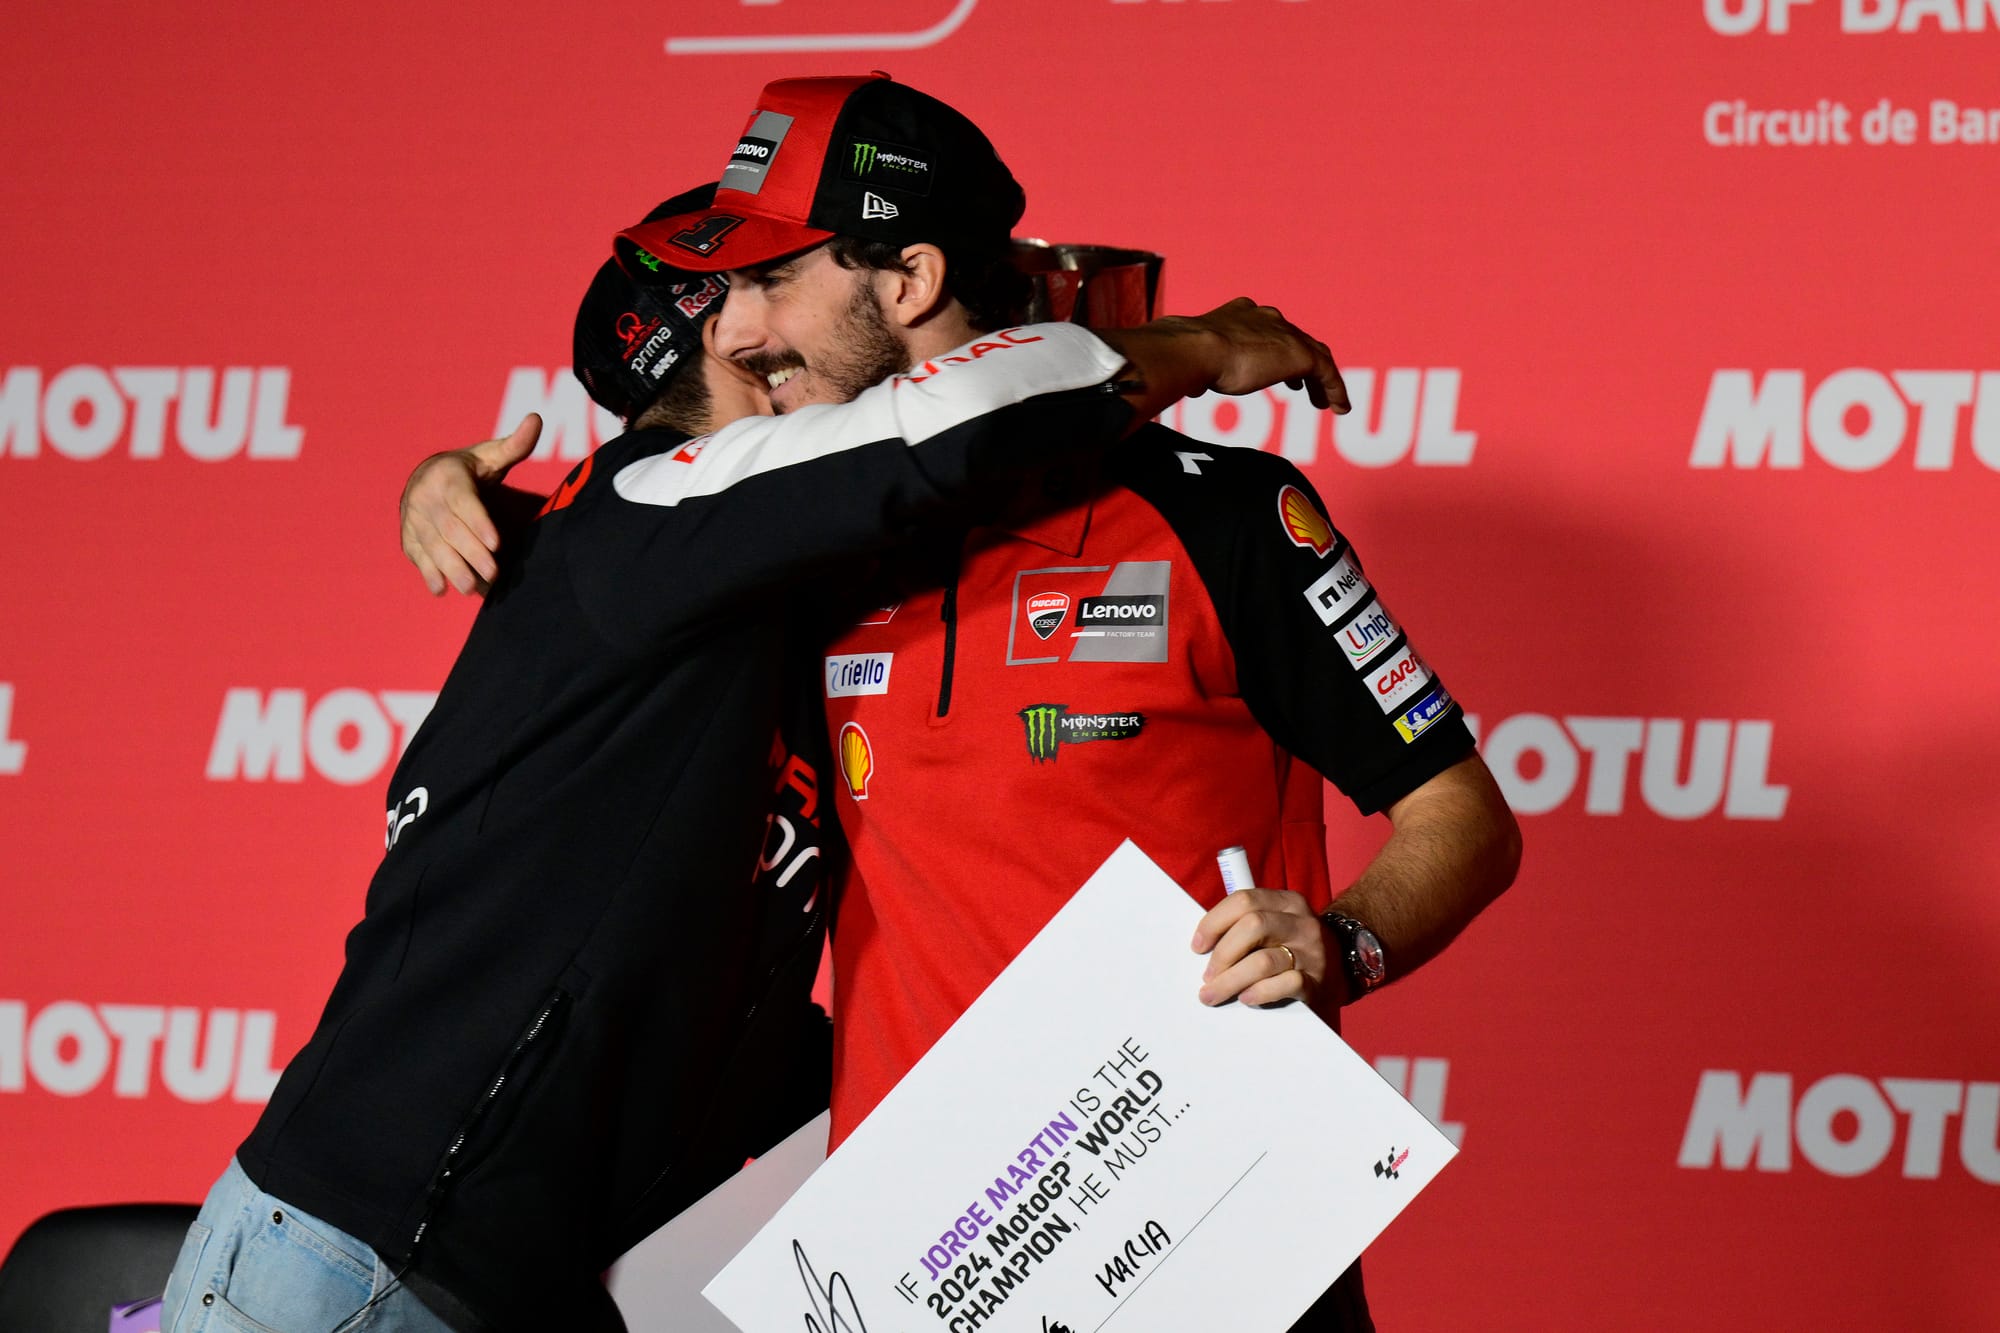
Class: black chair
0,1203,197,1333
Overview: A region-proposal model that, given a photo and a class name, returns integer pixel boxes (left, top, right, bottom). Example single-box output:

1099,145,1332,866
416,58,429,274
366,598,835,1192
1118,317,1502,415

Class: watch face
1355,929,1387,981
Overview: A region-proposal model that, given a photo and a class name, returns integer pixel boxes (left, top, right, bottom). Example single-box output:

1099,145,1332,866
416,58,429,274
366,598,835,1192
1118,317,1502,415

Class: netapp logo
1464,714,1790,819
207,688,437,786
0,683,24,776
1704,0,2000,34
1691,369,2000,470
495,369,625,463
1169,368,1476,467
0,367,302,461
0,1000,285,1103
1680,1070,2000,1182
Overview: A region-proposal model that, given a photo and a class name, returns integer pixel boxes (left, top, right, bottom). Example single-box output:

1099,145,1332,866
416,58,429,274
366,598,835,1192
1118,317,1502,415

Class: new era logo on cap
862,192,899,220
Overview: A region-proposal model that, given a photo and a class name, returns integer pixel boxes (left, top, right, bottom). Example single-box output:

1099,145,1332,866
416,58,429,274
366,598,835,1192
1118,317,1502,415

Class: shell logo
838,722,875,800
1278,485,1334,556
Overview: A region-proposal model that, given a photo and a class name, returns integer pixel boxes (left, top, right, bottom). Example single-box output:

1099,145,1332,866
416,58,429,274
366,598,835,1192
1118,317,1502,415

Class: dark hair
630,355,712,436
825,234,1031,333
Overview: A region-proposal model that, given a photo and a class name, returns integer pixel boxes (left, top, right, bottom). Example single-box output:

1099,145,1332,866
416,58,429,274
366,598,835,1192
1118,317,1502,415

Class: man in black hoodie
161,179,1344,1332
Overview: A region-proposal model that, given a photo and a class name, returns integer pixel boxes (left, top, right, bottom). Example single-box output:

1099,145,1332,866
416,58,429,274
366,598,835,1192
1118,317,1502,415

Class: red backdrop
4,2,1996,1326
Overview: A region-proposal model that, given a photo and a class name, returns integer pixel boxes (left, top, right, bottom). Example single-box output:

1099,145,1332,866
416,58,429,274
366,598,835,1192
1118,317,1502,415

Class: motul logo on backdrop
495,368,628,463
206,688,437,786
1680,1071,2000,1183
0,368,302,460
1704,0,2000,34
1463,714,1789,819
0,1000,285,1103
1372,1055,1466,1148
1170,368,1476,467
1691,370,2000,470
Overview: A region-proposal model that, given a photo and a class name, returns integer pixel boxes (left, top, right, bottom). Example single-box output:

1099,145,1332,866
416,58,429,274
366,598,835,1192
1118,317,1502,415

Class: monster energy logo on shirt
1018,704,1146,763
845,139,934,194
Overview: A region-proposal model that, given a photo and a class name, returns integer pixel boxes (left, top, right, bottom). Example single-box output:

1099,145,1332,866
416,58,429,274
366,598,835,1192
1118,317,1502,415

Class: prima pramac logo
1018,704,1146,763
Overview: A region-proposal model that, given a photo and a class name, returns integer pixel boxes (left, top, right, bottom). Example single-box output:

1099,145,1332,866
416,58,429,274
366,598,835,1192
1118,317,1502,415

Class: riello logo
0,367,303,460
0,1000,285,1103
1463,714,1789,819
1690,369,2000,470
1680,1071,2000,1183
1166,368,1477,468
207,688,437,786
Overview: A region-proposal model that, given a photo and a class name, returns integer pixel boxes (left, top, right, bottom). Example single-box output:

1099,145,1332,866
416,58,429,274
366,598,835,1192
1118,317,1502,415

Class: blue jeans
161,1160,454,1333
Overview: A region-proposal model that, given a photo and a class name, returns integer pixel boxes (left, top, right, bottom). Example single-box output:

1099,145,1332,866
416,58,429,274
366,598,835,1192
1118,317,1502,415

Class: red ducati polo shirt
820,426,1476,1143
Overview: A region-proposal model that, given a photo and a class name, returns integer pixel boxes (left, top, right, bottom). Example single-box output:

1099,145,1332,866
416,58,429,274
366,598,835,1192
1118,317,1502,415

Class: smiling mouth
766,367,801,390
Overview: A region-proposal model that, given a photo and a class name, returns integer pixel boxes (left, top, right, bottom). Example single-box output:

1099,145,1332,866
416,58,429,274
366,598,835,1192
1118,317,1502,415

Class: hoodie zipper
408,989,570,1251
935,555,961,720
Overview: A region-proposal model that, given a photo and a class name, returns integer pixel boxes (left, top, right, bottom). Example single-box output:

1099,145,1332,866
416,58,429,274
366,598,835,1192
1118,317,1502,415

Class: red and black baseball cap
574,185,730,420
615,74,1025,275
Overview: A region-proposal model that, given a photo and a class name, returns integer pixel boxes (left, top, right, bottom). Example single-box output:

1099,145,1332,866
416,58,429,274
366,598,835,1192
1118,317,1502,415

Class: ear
878,243,949,329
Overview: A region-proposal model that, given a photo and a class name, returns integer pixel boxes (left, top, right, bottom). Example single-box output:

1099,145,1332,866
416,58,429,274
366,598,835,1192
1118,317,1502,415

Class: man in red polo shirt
411,74,1517,1330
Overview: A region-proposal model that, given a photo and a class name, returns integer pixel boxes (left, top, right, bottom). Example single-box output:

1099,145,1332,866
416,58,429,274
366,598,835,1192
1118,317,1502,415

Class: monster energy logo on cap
844,139,934,194
1018,704,1146,763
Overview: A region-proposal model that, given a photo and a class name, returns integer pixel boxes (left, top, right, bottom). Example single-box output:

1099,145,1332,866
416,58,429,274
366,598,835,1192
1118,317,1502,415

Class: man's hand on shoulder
401,414,540,597
1099,298,1351,422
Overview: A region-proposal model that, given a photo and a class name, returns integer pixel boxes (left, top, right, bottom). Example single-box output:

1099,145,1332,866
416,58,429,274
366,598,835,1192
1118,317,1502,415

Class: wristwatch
1321,911,1387,1003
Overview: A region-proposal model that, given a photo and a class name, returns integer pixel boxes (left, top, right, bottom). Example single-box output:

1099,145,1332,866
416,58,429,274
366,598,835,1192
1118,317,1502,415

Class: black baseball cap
574,185,730,419
615,74,1025,274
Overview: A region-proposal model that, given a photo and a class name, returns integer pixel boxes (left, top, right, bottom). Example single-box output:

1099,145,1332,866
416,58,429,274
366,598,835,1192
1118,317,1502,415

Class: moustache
739,349,806,381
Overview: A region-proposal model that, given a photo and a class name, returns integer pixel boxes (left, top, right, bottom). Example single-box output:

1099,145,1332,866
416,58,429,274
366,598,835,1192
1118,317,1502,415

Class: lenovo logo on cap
721,111,795,195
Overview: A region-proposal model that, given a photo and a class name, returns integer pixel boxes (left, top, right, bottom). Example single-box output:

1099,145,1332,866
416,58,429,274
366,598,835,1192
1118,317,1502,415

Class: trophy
1011,240,1165,330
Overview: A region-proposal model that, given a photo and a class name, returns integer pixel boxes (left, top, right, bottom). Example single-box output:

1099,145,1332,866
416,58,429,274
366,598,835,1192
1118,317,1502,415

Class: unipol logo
1464,714,1790,820
0,1000,285,1103
207,688,437,786
1167,368,1477,467
0,367,302,461
1680,1070,2000,1183
667,0,978,55
1690,369,2000,470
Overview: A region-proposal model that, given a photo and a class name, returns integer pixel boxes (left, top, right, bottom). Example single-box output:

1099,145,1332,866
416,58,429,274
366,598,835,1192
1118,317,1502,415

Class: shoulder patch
1278,484,1335,556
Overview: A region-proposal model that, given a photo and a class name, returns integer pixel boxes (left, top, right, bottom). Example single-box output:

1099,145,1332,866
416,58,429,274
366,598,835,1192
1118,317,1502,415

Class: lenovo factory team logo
1018,705,1146,763
1008,562,1171,666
